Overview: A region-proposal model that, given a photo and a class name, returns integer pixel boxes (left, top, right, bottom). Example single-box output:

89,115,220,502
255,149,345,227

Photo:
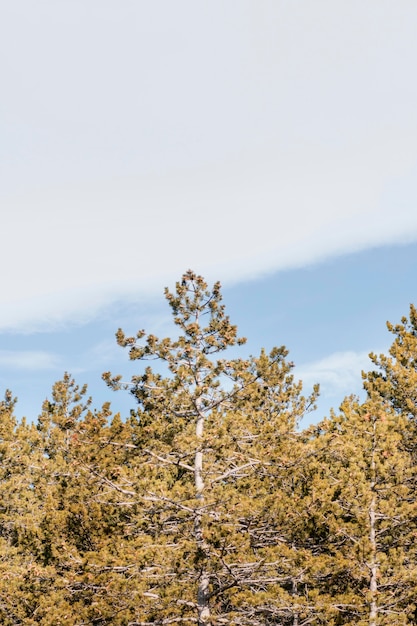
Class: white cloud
1,1,417,330
0,350,61,370
297,350,381,398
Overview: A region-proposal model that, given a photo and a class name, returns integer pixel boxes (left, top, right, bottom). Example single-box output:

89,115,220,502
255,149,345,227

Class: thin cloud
0,350,61,370
297,350,381,397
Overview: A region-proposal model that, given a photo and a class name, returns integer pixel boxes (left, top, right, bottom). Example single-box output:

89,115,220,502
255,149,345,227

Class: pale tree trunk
195,360,210,624
369,493,377,626
369,418,378,626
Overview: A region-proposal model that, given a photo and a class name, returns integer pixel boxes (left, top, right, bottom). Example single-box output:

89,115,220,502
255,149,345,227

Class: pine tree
363,304,417,455
305,397,417,625
363,305,417,416
26,374,138,624
103,270,318,624
0,391,50,624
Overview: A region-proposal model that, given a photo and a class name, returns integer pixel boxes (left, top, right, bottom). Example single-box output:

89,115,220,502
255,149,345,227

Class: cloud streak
297,350,380,398
0,350,61,370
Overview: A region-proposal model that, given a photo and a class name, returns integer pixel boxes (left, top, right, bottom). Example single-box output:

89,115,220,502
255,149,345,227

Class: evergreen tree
19,374,138,624
306,397,417,625
363,304,417,418
363,304,417,457
103,270,318,624
0,391,49,624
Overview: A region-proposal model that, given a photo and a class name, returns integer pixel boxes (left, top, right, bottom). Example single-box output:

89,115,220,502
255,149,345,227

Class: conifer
306,397,417,624
103,270,318,624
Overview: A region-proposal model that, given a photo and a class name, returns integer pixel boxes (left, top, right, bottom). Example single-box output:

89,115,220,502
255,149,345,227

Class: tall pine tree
103,270,319,624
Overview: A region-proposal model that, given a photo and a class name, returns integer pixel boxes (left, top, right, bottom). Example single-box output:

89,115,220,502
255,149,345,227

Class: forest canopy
1,270,417,625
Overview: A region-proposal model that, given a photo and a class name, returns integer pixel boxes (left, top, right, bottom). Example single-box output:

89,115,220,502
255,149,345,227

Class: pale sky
1,2,417,424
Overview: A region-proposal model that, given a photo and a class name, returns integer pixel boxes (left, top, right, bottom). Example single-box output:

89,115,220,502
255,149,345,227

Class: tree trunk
369,493,377,626
195,373,210,624
369,418,378,626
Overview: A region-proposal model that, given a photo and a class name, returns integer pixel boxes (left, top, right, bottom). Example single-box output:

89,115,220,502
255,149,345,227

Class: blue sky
2,2,417,426
1,242,416,426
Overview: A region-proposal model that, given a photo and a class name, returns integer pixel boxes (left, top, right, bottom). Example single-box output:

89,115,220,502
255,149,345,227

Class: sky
1,1,417,427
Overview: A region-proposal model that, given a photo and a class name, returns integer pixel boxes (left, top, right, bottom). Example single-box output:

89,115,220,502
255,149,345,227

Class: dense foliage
1,272,417,625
